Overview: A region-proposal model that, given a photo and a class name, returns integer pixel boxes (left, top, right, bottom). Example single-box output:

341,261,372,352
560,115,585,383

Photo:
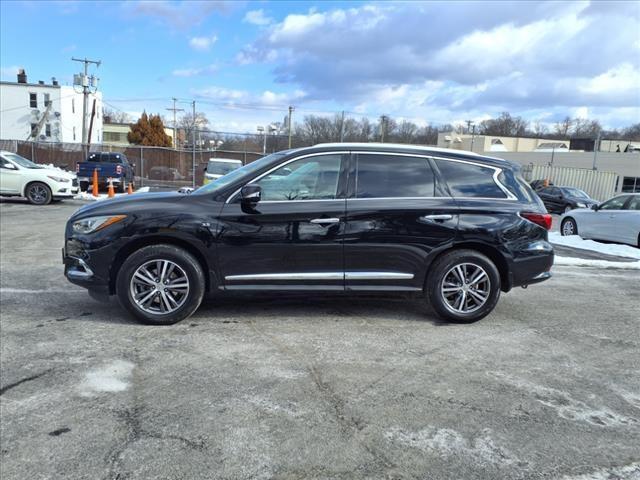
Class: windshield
207,160,243,176
2,152,43,169
196,152,287,194
562,187,590,199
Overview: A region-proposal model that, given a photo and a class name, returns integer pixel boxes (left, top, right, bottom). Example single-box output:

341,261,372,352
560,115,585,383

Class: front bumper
62,237,123,294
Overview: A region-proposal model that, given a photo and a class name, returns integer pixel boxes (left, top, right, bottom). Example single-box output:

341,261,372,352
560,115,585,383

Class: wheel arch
425,242,512,293
23,179,52,197
109,235,215,295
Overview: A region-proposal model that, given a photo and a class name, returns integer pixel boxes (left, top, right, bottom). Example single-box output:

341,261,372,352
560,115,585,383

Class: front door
0,156,21,194
217,152,348,291
344,152,459,292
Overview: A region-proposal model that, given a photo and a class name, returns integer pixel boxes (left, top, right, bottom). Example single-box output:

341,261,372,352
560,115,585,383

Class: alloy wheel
28,184,49,204
562,220,575,236
129,259,190,315
440,262,491,314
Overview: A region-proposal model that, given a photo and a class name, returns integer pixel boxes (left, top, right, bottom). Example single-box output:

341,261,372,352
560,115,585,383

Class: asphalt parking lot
1,199,639,480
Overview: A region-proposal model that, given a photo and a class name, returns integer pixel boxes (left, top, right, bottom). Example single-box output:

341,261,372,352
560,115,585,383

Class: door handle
310,217,340,225
420,214,453,222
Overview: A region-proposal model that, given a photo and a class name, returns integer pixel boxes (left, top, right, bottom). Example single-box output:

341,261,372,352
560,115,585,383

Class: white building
0,70,102,144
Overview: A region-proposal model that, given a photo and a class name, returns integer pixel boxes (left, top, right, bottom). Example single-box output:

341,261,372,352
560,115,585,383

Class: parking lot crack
0,369,52,396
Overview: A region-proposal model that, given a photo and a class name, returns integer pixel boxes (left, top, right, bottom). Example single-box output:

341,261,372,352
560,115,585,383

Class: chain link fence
0,139,264,190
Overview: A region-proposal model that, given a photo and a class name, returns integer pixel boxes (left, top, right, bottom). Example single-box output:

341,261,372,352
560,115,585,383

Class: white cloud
243,9,273,26
129,0,236,29
236,1,640,127
189,34,218,51
194,85,307,108
0,65,22,80
171,64,218,77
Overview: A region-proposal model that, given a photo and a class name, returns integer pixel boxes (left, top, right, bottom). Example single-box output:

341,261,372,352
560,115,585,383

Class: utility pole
339,110,345,142
592,130,601,170
192,101,196,188
72,57,101,147
166,97,184,148
288,105,295,148
380,115,388,143
470,124,476,152
465,119,474,134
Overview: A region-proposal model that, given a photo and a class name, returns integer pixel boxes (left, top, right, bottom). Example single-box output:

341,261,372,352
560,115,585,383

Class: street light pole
71,57,101,147
288,106,294,148
592,131,601,170
192,100,196,188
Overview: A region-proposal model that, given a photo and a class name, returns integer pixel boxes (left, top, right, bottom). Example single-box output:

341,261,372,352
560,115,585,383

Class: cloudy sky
1,0,638,132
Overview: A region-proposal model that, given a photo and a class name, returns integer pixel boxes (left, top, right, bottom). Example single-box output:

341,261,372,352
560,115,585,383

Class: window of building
29,93,37,108
45,124,51,137
255,154,342,201
44,93,51,107
622,177,640,193
435,159,506,198
356,154,435,198
29,123,37,137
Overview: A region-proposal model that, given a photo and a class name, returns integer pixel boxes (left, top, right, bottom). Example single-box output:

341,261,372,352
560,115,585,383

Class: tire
564,205,572,214
426,249,501,323
561,217,578,236
25,182,52,205
116,244,205,325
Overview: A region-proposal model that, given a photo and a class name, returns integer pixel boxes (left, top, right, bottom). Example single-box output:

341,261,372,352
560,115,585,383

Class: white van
203,158,243,185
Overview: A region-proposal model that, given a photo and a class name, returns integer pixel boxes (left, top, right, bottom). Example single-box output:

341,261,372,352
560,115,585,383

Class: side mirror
241,184,261,204
591,204,599,211
2,163,17,170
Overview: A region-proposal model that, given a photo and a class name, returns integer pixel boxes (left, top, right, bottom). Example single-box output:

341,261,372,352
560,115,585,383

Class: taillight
116,165,122,175
521,212,552,230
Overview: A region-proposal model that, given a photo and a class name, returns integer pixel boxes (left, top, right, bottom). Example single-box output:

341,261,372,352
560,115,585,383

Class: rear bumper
508,240,554,289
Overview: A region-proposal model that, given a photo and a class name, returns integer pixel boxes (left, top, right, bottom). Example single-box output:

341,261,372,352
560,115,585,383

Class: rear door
344,152,458,292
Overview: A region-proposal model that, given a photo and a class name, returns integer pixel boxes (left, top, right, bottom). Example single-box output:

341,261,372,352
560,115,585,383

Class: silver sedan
560,193,640,247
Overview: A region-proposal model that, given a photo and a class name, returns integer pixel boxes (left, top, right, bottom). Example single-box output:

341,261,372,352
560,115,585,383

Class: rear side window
435,160,506,199
356,154,435,198
626,196,640,210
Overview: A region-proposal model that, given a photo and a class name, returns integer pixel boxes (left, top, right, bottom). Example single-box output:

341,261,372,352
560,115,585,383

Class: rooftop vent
17,69,27,84
52,77,58,86
38,80,44,85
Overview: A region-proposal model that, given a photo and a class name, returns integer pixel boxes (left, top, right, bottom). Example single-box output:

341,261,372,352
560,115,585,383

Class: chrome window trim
225,271,414,281
225,151,349,204
352,151,517,201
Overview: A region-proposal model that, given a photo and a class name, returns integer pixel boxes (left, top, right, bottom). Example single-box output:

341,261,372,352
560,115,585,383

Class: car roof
289,143,509,167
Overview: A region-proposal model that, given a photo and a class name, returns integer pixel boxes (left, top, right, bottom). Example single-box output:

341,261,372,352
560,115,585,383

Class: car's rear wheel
25,182,52,205
426,249,501,323
116,244,205,325
561,217,578,236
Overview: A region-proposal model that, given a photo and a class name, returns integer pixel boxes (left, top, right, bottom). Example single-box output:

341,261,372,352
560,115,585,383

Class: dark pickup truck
76,152,135,192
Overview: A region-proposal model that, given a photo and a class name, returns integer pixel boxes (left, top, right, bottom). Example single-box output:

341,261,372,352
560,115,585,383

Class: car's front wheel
116,244,205,325
426,249,501,323
25,182,52,205
561,217,578,236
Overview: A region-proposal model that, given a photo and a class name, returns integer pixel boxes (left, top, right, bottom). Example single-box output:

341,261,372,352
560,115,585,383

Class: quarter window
355,154,435,198
626,196,640,211
254,154,342,201
435,160,506,198
29,93,37,108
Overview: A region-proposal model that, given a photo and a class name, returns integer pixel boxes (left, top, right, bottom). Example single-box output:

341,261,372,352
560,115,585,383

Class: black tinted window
435,160,506,198
356,154,435,198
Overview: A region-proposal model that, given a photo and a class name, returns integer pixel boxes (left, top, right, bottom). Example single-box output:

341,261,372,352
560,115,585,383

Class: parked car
76,152,135,193
203,158,243,185
560,194,640,247
0,151,78,205
63,143,554,325
536,185,598,214
530,179,554,191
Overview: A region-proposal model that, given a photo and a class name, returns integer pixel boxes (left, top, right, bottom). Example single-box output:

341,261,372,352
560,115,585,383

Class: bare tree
103,108,132,124
478,112,528,136
532,121,549,137
554,117,573,137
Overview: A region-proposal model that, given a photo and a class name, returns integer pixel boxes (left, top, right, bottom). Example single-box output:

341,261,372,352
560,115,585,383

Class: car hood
33,166,76,179
71,191,187,219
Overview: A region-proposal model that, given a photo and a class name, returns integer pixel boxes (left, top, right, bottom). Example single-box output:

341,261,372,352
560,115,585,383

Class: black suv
63,144,554,325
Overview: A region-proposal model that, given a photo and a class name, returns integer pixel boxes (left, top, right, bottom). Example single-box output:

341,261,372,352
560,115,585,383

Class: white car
560,193,640,247
0,151,78,205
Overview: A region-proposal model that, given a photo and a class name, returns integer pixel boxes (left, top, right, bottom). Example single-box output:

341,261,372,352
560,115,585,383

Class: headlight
576,202,586,208
47,175,70,183
72,215,126,234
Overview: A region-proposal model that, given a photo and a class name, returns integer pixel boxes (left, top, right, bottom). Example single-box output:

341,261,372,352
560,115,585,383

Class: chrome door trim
310,217,340,224
344,272,414,280
420,214,453,222
225,151,350,204
225,271,414,281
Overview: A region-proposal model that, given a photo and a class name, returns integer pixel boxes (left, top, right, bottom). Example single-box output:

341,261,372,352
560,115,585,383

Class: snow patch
74,192,130,202
79,360,135,396
559,462,640,480
385,426,515,466
555,256,640,269
488,372,636,427
549,232,640,260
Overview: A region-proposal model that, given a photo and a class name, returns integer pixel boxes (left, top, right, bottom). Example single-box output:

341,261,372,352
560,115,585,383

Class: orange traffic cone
107,178,115,198
92,168,99,197
127,182,134,194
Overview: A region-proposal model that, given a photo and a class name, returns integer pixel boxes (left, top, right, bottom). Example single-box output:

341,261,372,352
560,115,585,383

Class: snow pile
549,232,640,260
74,192,129,201
555,257,640,269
